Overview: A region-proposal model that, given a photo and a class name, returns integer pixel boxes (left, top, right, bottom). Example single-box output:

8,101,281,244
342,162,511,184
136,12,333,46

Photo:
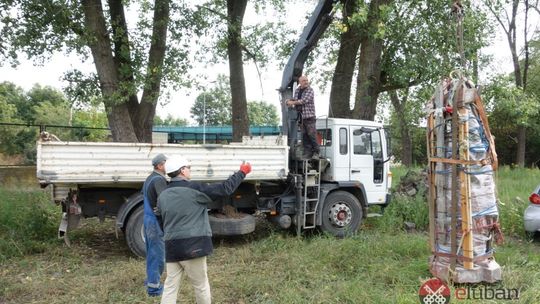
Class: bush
0,188,60,262
373,193,429,233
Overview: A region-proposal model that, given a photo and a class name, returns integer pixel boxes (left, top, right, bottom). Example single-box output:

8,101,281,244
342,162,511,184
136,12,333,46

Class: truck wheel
125,205,146,257
320,191,363,237
209,213,256,235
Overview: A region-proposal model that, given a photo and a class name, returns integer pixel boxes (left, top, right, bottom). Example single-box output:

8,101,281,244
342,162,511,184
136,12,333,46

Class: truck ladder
300,159,322,230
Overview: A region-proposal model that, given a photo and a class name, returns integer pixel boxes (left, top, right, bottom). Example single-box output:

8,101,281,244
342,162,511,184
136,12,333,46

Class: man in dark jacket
143,153,168,296
157,156,252,304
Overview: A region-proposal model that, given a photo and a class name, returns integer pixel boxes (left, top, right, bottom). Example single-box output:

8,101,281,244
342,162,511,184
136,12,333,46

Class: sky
0,2,532,126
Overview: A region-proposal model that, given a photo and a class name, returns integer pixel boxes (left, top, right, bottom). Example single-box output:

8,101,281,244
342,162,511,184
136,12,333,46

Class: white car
524,184,540,234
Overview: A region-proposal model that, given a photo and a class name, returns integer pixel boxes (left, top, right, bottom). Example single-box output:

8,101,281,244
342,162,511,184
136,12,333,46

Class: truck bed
37,136,289,187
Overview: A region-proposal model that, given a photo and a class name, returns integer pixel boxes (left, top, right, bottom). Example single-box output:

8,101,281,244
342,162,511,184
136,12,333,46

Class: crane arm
279,0,338,144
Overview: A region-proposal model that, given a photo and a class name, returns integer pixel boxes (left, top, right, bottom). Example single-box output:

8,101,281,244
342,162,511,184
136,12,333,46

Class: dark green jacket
156,171,245,262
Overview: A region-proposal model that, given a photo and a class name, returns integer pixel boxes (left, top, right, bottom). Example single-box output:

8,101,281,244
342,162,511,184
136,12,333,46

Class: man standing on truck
143,153,168,297
286,75,320,159
157,157,252,304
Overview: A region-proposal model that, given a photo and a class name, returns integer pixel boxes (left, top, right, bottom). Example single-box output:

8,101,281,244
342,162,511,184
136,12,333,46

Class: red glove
444,105,453,115
239,162,252,175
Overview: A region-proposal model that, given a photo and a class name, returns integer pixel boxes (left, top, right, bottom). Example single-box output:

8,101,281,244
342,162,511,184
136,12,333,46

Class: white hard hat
165,156,190,174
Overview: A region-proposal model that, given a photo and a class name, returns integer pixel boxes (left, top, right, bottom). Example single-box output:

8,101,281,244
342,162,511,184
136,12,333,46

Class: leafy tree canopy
190,74,278,126
154,114,188,126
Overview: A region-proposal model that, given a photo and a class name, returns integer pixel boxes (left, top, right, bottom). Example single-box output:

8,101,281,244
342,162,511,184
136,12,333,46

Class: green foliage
153,114,188,126
0,97,23,155
383,0,490,85
62,70,102,108
484,75,539,126
0,82,38,158
191,76,233,126
374,193,429,232
386,124,427,166
194,0,290,68
372,167,429,232
382,86,430,165
0,82,113,161
482,75,540,165
313,0,491,91
0,82,27,120
0,189,60,263
190,75,279,126
247,100,279,126
69,108,110,142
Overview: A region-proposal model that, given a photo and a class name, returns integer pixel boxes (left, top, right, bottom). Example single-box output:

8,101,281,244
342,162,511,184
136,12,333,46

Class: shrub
369,167,429,232
0,188,60,262
373,193,429,233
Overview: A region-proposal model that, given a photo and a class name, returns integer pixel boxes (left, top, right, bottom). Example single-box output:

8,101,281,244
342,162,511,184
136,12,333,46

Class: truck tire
209,213,256,235
320,191,363,237
125,205,146,257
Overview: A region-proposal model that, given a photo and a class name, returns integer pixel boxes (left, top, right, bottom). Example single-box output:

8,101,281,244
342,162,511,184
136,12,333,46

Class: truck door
350,127,387,204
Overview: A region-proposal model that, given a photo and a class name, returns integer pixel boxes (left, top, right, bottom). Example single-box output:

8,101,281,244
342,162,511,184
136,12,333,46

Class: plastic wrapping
426,78,502,283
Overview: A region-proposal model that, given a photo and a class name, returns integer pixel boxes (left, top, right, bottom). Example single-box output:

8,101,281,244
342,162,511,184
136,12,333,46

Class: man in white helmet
156,156,252,304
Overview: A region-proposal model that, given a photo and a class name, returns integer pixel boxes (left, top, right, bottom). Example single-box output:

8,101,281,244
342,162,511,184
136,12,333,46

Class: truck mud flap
58,190,82,246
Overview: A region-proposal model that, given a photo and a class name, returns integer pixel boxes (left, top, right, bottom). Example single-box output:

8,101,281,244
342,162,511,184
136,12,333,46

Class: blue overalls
143,175,165,296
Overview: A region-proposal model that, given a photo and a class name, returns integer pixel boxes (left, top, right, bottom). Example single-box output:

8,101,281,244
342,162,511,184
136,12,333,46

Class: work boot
147,285,163,297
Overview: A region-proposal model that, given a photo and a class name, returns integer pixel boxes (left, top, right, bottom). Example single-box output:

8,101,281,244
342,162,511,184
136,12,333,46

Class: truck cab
317,118,391,206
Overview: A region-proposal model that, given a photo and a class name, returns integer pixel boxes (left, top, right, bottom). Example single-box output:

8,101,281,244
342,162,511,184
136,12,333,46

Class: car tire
209,213,256,235
125,205,146,258
320,190,363,237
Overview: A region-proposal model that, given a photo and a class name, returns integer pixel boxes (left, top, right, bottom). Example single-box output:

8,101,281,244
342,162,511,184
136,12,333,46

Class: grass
494,166,540,237
1,166,540,303
0,188,60,262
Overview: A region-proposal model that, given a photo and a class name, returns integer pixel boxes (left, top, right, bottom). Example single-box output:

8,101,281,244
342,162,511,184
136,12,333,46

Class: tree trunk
389,90,412,166
352,0,389,121
227,0,249,142
516,125,526,167
137,0,170,143
328,0,361,118
108,0,142,138
82,0,138,142
505,0,525,166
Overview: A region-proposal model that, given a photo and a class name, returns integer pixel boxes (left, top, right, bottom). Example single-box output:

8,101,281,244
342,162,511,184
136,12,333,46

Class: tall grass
0,188,60,262
370,166,429,232
495,166,540,237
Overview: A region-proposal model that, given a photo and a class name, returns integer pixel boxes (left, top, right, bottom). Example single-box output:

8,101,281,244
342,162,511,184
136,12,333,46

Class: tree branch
141,0,170,105
198,5,228,21
486,3,509,36
108,0,139,112
528,0,540,15
379,79,422,93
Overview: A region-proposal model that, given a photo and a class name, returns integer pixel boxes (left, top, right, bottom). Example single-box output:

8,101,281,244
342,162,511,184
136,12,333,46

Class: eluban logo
419,278,451,304
454,286,519,300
